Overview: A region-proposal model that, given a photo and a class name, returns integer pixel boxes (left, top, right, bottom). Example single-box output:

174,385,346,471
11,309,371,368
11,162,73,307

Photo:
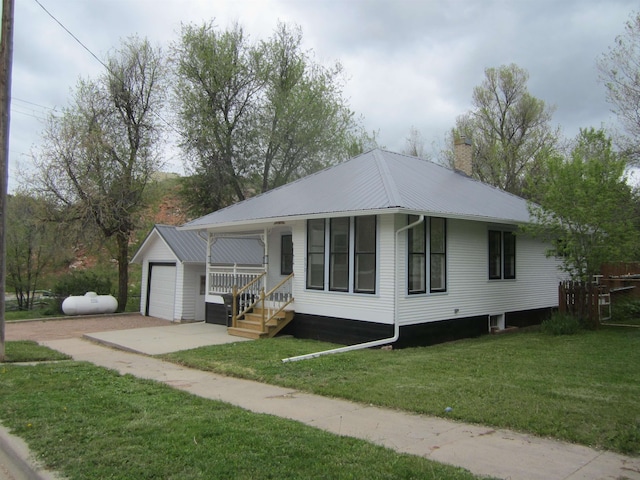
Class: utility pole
0,0,15,361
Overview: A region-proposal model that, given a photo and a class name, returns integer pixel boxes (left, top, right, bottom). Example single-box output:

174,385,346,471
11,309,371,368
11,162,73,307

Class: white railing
208,265,265,295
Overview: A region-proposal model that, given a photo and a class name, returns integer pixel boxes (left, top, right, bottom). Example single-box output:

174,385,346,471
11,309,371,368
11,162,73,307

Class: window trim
407,216,447,294
353,215,377,294
329,217,350,292
280,234,293,276
429,217,447,293
306,219,325,290
305,216,377,294
488,229,516,280
407,216,426,294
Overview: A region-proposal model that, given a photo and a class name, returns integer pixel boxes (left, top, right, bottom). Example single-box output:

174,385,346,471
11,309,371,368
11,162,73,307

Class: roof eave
179,207,530,233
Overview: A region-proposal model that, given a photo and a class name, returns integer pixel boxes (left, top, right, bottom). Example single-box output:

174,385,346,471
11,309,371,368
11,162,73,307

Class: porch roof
131,225,263,265
181,149,532,231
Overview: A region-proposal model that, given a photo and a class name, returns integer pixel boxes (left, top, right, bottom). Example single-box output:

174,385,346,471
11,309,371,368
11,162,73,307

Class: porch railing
208,265,265,295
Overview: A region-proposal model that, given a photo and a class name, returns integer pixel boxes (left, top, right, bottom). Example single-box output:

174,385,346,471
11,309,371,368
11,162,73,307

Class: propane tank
62,292,118,316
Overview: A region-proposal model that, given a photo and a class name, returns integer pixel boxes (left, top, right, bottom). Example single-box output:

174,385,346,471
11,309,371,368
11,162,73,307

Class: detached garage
131,225,207,322
132,224,265,323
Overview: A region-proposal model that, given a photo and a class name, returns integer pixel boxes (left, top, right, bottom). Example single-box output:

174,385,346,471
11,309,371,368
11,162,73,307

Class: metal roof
133,225,263,265
154,224,205,263
209,236,264,265
181,149,532,230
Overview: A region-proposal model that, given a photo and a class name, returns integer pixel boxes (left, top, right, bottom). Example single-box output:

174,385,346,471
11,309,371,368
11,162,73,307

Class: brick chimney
453,136,472,176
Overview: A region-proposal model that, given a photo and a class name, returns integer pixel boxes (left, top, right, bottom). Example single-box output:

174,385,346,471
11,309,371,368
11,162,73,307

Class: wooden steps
227,309,295,339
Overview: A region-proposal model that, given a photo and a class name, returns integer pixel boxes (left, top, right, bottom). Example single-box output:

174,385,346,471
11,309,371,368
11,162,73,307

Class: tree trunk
116,231,129,312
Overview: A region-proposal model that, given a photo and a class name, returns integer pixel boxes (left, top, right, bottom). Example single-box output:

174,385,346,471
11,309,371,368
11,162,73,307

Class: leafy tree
31,36,167,311
524,128,639,281
6,193,72,310
173,21,359,217
598,12,640,164
452,64,559,197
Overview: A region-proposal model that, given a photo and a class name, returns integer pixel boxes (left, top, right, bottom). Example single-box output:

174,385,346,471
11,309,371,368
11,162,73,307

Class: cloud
8,0,639,189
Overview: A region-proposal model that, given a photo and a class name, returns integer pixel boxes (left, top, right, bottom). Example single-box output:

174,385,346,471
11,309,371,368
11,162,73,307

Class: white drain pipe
282,215,424,363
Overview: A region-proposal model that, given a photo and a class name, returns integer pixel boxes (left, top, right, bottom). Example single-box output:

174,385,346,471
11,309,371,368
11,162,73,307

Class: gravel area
5,314,173,342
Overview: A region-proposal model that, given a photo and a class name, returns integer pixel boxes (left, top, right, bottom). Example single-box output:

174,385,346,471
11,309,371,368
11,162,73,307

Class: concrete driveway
84,321,251,355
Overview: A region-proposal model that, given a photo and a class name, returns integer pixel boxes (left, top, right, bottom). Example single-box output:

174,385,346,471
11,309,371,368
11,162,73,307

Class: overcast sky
9,0,639,190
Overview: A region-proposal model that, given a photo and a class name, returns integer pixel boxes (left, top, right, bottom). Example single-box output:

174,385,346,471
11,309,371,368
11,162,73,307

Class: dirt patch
6,314,173,341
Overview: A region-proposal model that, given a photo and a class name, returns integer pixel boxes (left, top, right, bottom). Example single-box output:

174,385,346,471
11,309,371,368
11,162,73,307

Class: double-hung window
306,219,325,289
408,218,426,294
354,216,376,293
306,216,377,294
329,218,350,291
430,217,447,291
489,230,516,280
407,216,447,294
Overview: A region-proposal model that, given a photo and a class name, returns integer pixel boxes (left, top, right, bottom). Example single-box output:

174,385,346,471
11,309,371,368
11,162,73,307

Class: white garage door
148,264,176,320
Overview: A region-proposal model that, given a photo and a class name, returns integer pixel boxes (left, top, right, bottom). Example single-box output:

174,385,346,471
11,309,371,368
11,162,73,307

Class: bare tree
402,126,429,159
31,37,167,311
6,193,72,309
598,12,640,164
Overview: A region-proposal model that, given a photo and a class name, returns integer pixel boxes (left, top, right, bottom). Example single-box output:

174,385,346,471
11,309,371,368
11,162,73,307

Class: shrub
51,271,114,313
611,298,640,323
540,312,582,335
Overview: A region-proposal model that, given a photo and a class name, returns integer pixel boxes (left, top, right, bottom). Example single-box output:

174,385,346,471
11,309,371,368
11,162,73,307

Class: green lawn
162,326,640,455
3,340,71,362
0,353,483,480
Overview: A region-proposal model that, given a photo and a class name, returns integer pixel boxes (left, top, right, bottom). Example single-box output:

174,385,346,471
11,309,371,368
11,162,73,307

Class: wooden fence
600,263,640,299
558,281,611,329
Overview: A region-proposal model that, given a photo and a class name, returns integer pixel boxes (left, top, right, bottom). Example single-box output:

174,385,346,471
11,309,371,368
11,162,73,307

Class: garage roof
131,225,263,265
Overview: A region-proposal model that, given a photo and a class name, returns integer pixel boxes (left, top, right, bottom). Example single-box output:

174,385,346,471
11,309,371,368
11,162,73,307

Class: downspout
282,215,424,363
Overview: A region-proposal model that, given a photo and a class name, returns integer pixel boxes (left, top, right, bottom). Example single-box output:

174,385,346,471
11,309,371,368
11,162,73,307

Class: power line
13,96,58,112
33,0,180,136
33,0,111,74
11,106,49,122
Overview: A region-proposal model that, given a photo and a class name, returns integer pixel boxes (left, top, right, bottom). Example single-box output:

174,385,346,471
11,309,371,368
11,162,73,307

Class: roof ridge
373,150,403,207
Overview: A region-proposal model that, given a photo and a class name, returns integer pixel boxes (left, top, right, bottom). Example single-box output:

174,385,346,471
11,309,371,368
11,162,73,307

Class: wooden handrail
232,272,294,334
265,272,294,297
232,272,266,329
237,271,266,296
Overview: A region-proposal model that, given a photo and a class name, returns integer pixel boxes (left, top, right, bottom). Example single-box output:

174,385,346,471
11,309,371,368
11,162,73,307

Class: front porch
208,265,295,339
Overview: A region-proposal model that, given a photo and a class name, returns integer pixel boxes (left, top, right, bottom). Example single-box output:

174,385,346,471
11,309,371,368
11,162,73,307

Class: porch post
206,232,213,296
263,227,269,287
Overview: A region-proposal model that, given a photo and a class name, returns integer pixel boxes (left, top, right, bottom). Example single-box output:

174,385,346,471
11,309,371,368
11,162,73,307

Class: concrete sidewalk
39,337,640,480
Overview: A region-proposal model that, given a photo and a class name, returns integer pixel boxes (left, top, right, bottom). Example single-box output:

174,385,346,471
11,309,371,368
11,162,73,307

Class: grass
162,326,640,455
2,341,71,363
4,309,63,321
0,352,483,480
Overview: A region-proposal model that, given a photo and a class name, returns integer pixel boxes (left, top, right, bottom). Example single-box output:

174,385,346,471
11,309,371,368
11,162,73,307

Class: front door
195,274,206,321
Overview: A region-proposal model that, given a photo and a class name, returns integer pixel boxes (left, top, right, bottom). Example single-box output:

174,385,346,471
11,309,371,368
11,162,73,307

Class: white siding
173,262,185,321
266,226,292,290
398,218,563,326
285,214,562,328
291,215,395,324
181,264,205,321
137,232,206,322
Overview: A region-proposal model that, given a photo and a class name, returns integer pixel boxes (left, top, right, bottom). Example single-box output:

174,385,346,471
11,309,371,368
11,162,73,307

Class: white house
131,224,263,323
179,146,563,346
